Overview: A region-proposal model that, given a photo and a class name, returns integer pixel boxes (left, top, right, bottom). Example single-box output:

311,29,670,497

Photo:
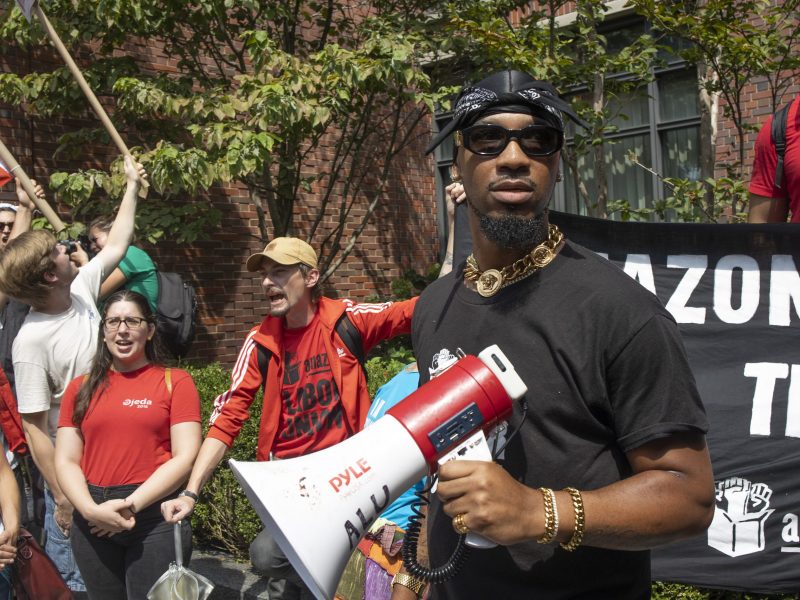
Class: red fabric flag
0,160,12,189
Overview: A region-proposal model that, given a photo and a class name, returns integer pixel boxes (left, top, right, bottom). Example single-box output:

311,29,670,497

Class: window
555,20,701,219
433,112,457,259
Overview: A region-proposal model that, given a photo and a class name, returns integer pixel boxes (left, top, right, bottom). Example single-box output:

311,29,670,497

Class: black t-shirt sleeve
607,313,708,452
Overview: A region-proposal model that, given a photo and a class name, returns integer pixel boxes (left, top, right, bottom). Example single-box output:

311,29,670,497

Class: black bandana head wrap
426,70,587,154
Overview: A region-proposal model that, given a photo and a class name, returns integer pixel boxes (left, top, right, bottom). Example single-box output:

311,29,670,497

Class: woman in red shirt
55,289,202,599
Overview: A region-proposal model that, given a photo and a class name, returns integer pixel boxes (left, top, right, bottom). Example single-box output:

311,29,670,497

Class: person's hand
435,460,540,546
161,496,195,524
15,178,45,211
87,498,136,537
54,498,74,535
123,155,148,191
0,527,18,569
445,181,466,217
70,240,89,266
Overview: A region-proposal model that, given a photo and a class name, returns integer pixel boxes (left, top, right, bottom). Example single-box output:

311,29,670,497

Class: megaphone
230,344,526,600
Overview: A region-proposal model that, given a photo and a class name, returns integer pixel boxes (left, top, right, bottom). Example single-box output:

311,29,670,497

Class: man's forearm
576,465,714,550
22,421,65,502
185,437,229,495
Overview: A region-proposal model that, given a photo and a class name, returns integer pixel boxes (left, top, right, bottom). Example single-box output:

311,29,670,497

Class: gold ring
452,513,470,535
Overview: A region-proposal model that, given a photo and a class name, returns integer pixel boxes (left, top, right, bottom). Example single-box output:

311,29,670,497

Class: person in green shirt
82,215,159,312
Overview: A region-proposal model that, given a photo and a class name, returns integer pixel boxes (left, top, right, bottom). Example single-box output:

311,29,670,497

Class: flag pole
0,138,66,232
31,1,148,198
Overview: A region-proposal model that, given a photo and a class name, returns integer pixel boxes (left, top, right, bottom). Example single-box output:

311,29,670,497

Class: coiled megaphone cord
401,477,470,584
401,398,529,585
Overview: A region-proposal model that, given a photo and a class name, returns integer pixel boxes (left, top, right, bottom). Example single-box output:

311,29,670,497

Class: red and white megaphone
229,344,526,600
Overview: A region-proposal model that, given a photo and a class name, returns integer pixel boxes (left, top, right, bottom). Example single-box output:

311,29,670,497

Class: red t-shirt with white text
58,365,201,485
271,314,351,458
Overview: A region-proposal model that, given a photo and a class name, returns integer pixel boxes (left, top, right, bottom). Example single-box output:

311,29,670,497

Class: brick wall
0,44,441,368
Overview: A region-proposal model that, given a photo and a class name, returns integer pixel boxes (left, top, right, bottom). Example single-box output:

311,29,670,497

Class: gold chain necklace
464,224,564,298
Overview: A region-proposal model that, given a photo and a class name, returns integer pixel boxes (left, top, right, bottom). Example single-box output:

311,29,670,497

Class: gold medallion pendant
477,269,503,297
464,224,564,298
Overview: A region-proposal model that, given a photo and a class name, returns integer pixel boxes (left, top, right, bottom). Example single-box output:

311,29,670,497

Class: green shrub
183,362,263,558
652,582,799,599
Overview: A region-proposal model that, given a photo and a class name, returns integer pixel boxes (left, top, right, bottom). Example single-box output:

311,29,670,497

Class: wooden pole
0,138,66,232
32,1,148,197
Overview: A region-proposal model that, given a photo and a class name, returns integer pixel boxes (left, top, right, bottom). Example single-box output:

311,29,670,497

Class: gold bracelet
391,572,426,597
560,487,585,551
537,487,558,544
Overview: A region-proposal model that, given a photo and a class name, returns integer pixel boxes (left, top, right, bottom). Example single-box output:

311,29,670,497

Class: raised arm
95,156,147,277
10,177,43,241
438,182,465,278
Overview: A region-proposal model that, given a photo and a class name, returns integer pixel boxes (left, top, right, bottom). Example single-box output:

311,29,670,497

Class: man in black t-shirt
389,71,715,600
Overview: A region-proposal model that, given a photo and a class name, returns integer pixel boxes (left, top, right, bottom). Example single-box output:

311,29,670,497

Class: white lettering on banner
787,365,800,438
665,255,707,324
783,514,800,543
770,255,800,326
622,254,657,295
744,362,790,436
714,255,760,324
603,253,800,326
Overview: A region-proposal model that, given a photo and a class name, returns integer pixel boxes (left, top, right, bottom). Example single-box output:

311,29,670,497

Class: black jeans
71,484,192,600
250,529,314,600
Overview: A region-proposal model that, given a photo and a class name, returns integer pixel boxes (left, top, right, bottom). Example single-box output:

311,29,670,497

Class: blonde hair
0,230,58,305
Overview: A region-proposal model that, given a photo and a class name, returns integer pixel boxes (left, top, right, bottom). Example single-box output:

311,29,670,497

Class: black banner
550,211,800,593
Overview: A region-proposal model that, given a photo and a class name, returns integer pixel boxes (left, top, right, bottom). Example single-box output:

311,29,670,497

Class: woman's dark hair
72,290,161,426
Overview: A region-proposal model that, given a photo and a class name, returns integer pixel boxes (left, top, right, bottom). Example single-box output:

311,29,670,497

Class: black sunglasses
456,124,564,157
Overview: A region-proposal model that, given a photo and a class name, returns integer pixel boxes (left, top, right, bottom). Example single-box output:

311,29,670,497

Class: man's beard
469,200,549,250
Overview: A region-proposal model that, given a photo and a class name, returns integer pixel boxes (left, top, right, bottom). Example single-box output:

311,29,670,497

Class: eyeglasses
456,124,563,157
0,223,13,231
103,317,148,331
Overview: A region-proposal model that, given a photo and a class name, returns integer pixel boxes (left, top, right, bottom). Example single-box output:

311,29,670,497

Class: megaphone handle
174,522,183,567
465,533,497,549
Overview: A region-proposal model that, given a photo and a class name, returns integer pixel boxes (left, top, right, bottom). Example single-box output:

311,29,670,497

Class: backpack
771,100,792,188
155,271,198,358
256,312,366,387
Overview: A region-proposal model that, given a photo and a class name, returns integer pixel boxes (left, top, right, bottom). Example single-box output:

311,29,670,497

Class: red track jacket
208,296,417,460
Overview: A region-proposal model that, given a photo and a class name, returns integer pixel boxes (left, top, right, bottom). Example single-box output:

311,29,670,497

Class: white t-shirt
13,258,103,440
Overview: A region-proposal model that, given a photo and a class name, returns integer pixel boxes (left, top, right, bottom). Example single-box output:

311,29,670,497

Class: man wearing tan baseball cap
163,235,418,599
